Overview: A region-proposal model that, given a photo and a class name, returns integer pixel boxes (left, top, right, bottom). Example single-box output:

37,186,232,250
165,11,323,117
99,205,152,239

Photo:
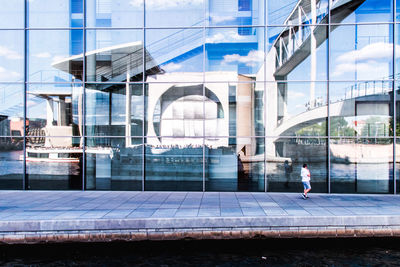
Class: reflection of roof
52,41,143,71
52,41,162,83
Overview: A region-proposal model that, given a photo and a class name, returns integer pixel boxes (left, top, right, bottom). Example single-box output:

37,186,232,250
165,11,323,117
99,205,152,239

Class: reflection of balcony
272,0,365,77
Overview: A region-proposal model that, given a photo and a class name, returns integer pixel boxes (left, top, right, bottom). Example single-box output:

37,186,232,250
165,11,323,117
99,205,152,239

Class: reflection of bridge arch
273,94,391,136
153,84,224,137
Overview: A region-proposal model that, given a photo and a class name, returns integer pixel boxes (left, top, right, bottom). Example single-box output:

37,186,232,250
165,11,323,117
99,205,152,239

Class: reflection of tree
360,116,390,137
388,118,399,136
295,122,325,136
330,117,354,136
295,117,356,136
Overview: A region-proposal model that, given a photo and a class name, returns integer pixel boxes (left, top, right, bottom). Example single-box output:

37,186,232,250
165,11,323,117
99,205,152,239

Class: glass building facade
0,0,399,193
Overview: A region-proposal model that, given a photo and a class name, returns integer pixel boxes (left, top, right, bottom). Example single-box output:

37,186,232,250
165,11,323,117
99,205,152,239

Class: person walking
301,164,311,199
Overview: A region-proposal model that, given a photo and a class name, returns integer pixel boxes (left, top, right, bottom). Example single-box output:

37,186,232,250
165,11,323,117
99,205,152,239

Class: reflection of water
27,162,80,176
0,151,23,175
0,150,397,193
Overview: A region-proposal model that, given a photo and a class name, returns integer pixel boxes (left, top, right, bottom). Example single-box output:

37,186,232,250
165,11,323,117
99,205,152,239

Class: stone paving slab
0,191,400,243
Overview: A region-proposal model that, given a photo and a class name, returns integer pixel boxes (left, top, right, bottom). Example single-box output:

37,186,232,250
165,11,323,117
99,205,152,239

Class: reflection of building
0,0,399,193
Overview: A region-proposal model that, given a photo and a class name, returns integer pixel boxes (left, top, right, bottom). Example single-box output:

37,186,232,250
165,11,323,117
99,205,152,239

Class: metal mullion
142,0,146,192
23,0,28,190
82,0,87,191
393,0,397,194
202,0,206,192
264,1,267,192
327,0,331,194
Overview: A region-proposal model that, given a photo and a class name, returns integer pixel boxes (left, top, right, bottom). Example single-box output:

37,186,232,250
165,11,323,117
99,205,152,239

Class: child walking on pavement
301,164,311,199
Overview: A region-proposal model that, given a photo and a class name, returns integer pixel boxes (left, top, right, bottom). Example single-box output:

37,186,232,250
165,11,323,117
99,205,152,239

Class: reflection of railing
274,0,328,69
93,20,204,82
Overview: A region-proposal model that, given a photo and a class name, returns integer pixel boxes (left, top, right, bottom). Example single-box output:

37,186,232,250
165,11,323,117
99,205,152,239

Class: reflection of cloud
291,92,305,98
337,42,396,63
333,43,400,77
206,30,247,43
33,52,51,58
223,50,264,67
210,15,235,23
162,62,182,72
130,0,203,9
0,66,21,80
52,55,66,64
0,46,23,60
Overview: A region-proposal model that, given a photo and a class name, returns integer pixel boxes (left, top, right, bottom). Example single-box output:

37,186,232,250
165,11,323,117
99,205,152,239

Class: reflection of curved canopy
153,84,224,137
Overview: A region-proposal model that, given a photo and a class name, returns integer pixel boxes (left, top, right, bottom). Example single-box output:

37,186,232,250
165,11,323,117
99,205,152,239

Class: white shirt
301,167,310,182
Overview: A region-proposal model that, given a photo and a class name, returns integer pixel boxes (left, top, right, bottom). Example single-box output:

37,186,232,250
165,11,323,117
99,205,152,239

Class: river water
1,238,400,266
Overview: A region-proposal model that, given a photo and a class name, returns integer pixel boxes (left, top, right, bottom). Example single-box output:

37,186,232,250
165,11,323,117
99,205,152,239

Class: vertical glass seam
143,0,146,191
327,0,331,194
202,0,206,192
393,0,397,194
23,0,28,190
264,2,267,192
82,0,87,191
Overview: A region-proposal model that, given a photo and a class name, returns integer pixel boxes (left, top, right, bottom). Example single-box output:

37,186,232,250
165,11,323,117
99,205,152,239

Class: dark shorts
302,181,311,190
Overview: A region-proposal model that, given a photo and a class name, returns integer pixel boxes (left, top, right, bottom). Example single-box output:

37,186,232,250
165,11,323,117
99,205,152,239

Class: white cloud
206,30,247,43
223,50,264,67
33,52,51,58
336,42,397,64
210,15,235,24
291,92,305,98
162,62,182,72
0,66,21,80
130,0,203,10
0,46,23,60
52,55,66,64
332,42,400,78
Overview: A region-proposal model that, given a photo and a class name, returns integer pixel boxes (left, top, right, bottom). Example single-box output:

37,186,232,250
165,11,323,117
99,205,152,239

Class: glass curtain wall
0,0,398,193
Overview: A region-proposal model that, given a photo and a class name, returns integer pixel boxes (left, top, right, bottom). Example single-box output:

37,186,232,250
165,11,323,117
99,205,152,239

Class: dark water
1,238,400,266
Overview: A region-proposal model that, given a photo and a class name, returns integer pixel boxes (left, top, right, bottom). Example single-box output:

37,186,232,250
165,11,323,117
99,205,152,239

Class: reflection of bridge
273,80,393,136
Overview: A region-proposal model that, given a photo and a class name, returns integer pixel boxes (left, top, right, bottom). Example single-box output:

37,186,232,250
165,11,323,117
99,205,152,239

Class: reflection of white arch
146,72,234,146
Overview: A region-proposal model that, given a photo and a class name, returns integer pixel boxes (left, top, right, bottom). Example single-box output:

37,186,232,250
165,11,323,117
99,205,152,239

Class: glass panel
146,0,204,28
0,84,24,134
29,0,83,28
0,0,24,28
26,137,83,190
145,83,204,138
205,27,265,82
330,24,393,81
266,26,328,81
0,138,23,189
329,81,393,137
85,137,142,190
145,137,203,191
204,82,264,137
396,24,400,77
331,0,393,24
398,0,400,21
27,84,83,137
0,31,24,82
266,81,327,137
145,28,204,82
85,83,143,136
330,138,393,193
86,29,143,82
86,0,143,28
266,137,327,192
397,138,400,194
205,137,264,191
28,30,83,82
208,0,264,26
267,0,329,26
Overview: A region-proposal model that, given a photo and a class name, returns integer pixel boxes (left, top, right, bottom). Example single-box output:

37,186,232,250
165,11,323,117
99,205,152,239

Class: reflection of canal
0,150,397,193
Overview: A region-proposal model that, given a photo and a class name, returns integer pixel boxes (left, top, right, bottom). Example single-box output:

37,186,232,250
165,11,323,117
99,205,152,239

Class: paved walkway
0,191,400,243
